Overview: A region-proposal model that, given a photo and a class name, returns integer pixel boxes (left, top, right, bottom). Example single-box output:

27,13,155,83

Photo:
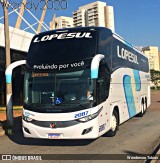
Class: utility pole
1,0,13,130
2,0,11,66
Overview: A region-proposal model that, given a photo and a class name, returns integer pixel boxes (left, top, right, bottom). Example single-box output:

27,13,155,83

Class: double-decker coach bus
22,27,150,139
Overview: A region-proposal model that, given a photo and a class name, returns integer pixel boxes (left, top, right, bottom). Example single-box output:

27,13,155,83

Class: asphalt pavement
0,91,159,163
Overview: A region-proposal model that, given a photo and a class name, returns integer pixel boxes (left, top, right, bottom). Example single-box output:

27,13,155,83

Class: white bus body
22,27,150,139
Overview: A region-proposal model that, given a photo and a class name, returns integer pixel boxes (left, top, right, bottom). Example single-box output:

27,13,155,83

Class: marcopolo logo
117,46,139,64
0,0,68,11
33,32,93,43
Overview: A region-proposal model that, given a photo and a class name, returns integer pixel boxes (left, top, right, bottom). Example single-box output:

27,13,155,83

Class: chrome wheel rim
111,114,117,131
141,104,144,113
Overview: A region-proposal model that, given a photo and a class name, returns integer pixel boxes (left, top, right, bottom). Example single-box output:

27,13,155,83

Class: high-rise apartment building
73,1,115,32
104,6,114,32
51,16,73,29
142,46,160,71
73,9,86,27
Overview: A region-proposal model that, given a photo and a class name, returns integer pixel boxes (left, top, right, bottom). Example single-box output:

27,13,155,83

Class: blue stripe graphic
133,70,141,91
123,75,136,118
91,68,98,79
6,74,12,84
125,41,133,48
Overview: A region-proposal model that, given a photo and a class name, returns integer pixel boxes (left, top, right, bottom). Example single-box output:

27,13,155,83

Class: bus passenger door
96,63,110,104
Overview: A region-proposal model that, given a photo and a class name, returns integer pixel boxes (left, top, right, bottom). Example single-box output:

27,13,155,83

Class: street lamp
0,0,13,131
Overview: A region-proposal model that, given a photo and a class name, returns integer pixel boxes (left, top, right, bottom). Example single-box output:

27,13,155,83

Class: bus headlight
22,114,34,122
77,107,103,122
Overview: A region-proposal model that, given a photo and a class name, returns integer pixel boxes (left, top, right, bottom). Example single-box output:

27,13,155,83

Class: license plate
48,133,61,139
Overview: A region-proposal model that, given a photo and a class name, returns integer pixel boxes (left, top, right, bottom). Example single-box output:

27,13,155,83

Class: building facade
53,16,73,29
104,6,114,32
73,1,115,32
0,47,27,106
142,46,160,71
0,23,33,106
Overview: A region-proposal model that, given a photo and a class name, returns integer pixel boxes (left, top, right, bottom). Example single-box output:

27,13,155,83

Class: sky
0,0,160,49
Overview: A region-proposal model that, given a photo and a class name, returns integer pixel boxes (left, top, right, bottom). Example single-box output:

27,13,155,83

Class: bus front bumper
22,119,99,139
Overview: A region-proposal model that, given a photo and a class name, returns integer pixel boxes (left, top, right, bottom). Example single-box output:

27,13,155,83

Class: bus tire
105,110,119,137
144,97,147,113
138,102,145,117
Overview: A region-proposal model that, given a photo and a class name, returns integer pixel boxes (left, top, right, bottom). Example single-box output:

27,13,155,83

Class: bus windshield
24,69,94,113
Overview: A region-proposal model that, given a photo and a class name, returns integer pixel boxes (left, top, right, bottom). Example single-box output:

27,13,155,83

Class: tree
150,69,160,89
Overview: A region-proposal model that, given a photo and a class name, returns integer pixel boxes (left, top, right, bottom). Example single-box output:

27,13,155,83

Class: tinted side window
97,63,110,104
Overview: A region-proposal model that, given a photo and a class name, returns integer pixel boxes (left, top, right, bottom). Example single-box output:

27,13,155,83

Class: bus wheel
139,102,144,117
105,110,118,137
144,98,147,113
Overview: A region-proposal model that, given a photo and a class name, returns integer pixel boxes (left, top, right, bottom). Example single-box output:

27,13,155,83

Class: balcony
73,12,78,15
93,14,98,18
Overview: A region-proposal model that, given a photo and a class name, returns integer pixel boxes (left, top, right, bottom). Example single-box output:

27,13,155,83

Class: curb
145,143,160,163
150,147,160,163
